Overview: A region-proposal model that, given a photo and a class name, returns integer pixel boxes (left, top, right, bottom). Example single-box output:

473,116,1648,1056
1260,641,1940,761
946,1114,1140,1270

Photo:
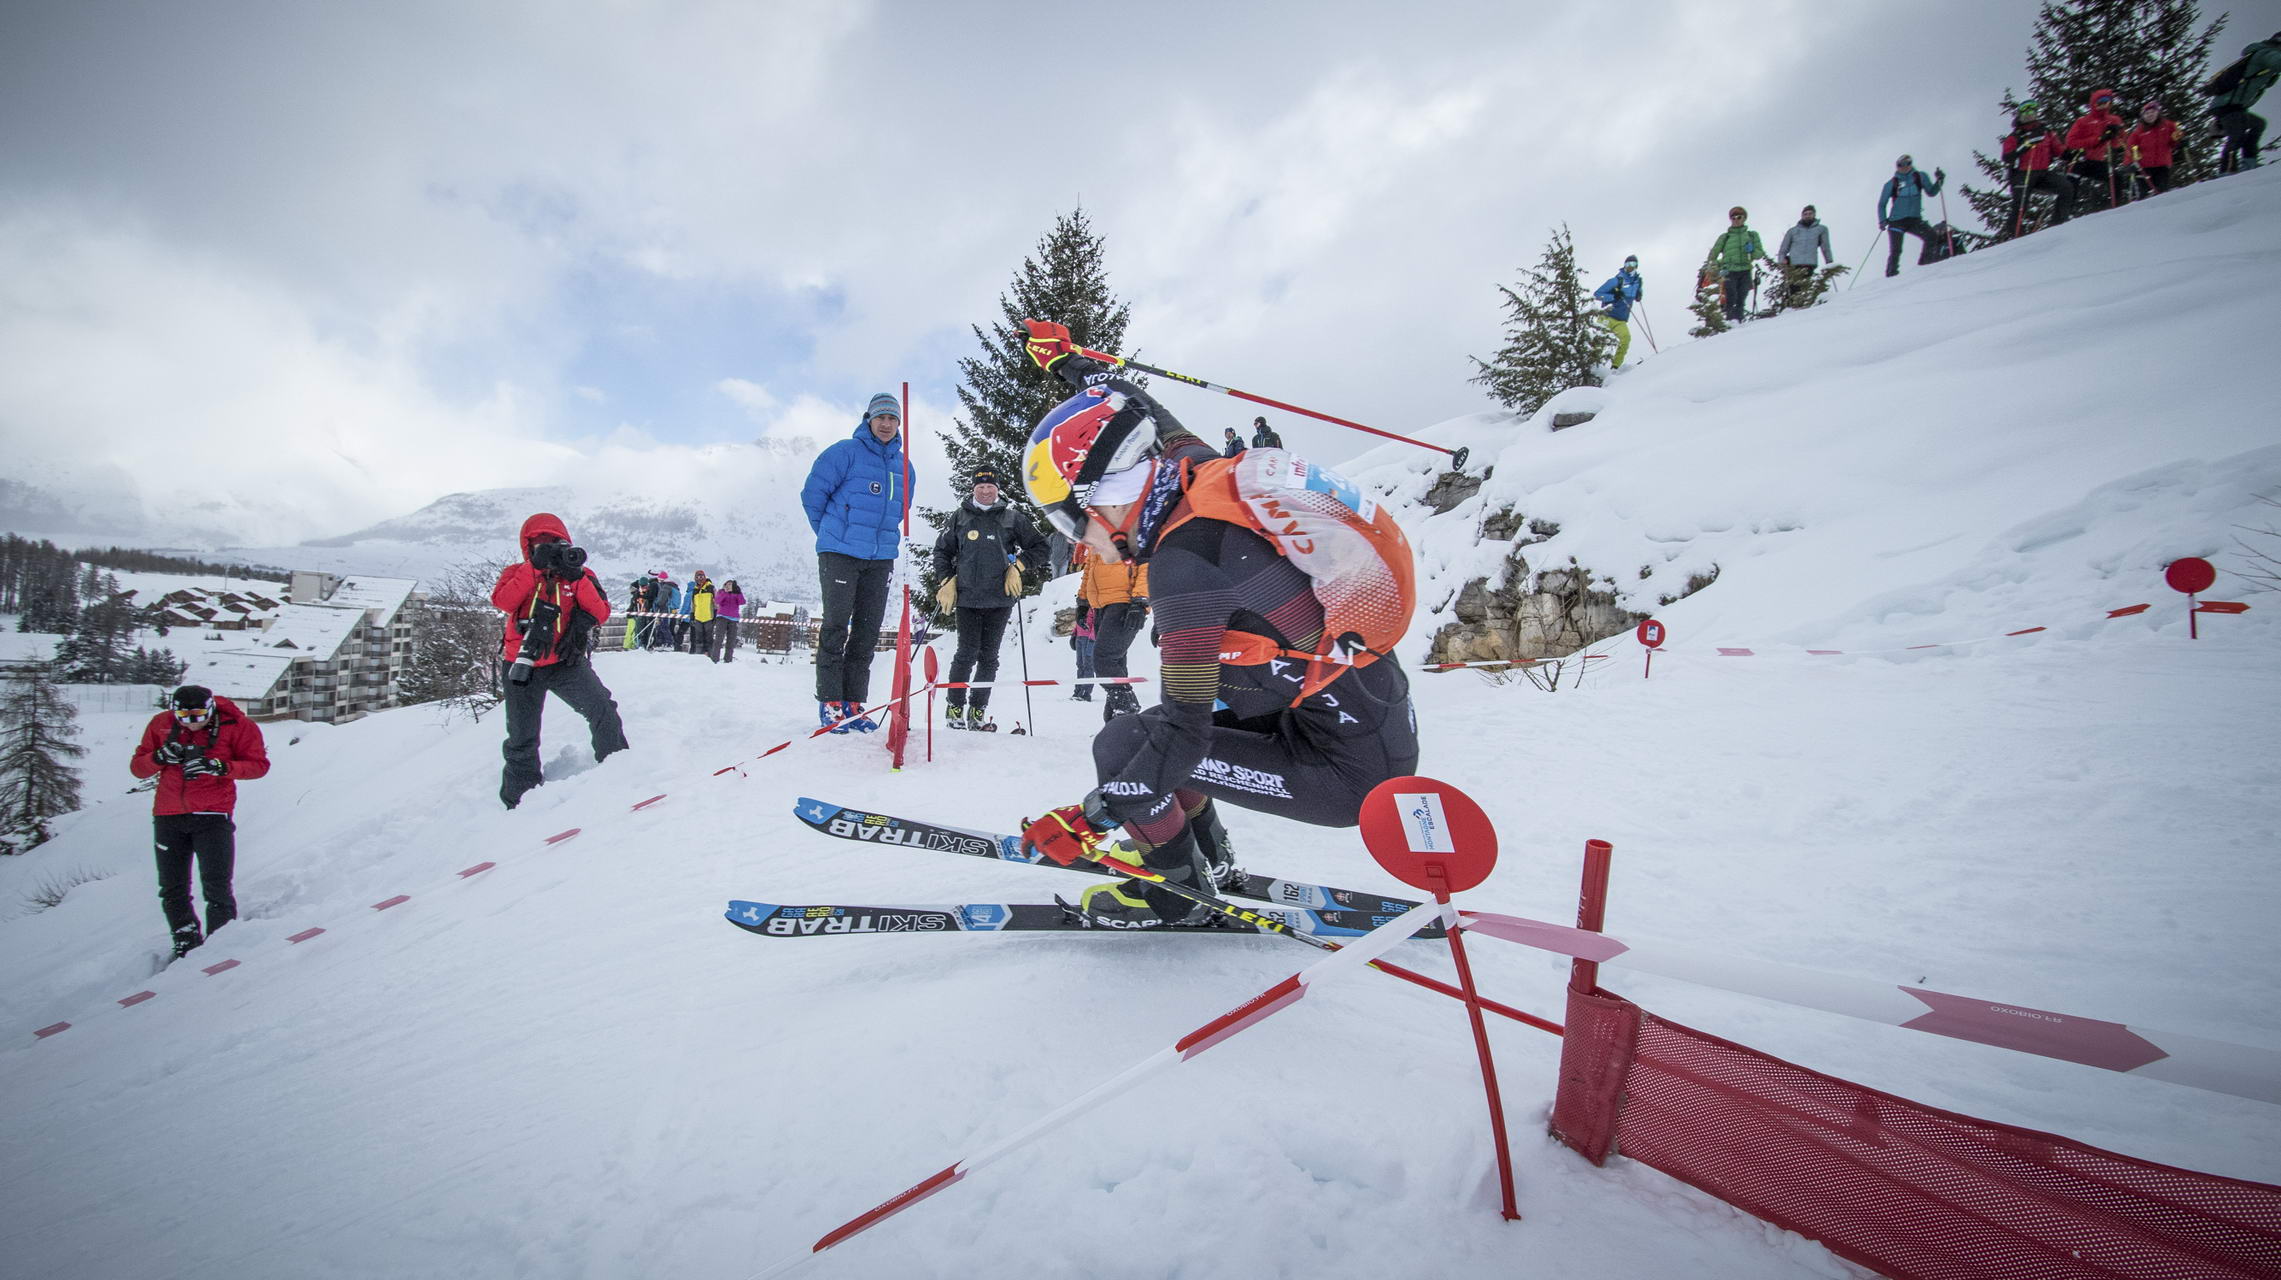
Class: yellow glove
935,578,957,612
1003,560,1023,596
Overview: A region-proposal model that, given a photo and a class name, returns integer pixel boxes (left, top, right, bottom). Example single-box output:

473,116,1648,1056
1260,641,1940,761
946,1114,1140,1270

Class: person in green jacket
1705,206,1772,324
2210,33,2281,173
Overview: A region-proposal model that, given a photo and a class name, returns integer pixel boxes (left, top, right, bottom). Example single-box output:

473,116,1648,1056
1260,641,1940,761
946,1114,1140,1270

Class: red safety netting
1551,986,2281,1279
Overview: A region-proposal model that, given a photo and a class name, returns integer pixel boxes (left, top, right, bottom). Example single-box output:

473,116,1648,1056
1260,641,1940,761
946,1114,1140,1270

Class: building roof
326,576,418,623
179,649,295,702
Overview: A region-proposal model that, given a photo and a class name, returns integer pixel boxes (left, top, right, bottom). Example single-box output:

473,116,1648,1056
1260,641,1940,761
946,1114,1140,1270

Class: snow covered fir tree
1963,0,2228,234
922,206,1135,607
0,663,85,855
1470,224,1613,415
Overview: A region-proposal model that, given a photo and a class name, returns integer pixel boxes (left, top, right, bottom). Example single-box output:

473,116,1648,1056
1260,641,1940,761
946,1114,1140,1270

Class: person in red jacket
130,684,271,959
2002,100,2077,235
2063,87,2130,210
493,512,628,809
2126,99,2180,197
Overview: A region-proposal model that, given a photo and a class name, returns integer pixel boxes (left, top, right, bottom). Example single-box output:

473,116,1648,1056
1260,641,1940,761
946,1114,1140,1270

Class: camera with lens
530,540,588,578
507,597,563,686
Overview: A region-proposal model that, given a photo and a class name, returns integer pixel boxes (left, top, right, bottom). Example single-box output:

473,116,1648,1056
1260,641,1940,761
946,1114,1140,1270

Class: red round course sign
2164,557,2216,595
924,647,940,683
1635,619,1666,649
1358,776,1499,895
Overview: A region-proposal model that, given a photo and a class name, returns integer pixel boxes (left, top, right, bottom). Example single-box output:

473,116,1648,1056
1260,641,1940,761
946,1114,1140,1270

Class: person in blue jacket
1592,255,1644,369
800,391,914,733
1877,154,1946,277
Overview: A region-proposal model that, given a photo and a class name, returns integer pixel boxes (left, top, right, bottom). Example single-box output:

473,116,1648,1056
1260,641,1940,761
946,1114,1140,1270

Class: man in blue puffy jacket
1877,154,1946,277
800,391,914,732
1591,255,1643,368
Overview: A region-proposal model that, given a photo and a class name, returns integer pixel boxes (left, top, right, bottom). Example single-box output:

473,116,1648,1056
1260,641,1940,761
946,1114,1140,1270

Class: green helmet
2018,99,2039,117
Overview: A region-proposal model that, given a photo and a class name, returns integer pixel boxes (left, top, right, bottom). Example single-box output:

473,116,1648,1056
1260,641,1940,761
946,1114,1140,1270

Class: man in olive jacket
930,465,1049,728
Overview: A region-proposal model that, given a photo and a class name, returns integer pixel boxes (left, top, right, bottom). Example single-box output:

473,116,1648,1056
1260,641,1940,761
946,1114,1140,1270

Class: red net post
1552,838,1633,1164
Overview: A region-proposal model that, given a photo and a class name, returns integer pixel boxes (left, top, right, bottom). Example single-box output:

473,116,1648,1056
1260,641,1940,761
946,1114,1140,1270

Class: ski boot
1192,802,1246,893
1103,685,1141,723
169,926,204,962
945,703,972,731
841,701,878,733
1064,880,1214,929
819,701,851,734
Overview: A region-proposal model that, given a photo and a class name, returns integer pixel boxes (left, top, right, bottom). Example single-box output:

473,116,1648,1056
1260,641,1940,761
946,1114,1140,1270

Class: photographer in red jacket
130,684,271,959
493,513,629,809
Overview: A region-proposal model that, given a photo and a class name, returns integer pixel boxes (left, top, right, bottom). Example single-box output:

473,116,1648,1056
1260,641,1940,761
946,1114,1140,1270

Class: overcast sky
5,0,2276,544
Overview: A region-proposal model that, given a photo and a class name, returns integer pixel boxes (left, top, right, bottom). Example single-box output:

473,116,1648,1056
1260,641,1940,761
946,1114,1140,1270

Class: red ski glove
1020,803,1105,867
1023,318,1074,376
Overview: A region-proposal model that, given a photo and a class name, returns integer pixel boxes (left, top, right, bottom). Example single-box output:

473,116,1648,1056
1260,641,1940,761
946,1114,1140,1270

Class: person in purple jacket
715,579,746,663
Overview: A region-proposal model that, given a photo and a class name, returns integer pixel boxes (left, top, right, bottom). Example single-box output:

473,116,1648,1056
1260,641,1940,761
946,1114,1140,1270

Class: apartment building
164,572,421,723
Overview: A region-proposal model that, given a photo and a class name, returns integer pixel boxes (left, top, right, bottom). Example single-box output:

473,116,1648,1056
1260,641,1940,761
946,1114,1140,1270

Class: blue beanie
865,392,901,421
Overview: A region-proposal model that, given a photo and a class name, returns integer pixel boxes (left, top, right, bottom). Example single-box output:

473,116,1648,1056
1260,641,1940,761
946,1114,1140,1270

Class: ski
791,797,1433,921
724,897,1423,940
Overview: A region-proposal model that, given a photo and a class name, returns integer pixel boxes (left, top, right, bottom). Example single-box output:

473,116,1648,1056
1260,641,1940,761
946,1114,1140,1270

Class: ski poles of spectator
1846,235,1878,290
1939,187,1957,259
1634,302,1660,353
1015,597,1034,732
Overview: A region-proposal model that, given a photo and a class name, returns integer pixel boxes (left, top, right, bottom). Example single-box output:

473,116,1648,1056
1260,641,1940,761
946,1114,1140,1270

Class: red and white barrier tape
709,678,1154,776
24,799,672,1043
748,902,1442,1279
1424,655,1611,673
1455,910,2281,1105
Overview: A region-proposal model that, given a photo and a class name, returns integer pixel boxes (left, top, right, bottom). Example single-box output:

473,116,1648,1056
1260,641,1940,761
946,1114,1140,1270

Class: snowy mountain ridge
0,169,2276,1280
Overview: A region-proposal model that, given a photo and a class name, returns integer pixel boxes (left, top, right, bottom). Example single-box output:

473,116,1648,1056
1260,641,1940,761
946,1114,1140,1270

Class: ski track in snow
1,170,2278,1279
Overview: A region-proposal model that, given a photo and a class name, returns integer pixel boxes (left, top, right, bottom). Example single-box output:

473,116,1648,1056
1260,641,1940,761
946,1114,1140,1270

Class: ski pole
1035,325,1470,473
1939,185,1956,259
1069,843,1562,1034
1846,233,1878,290
1635,301,1660,353
1015,596,1033,734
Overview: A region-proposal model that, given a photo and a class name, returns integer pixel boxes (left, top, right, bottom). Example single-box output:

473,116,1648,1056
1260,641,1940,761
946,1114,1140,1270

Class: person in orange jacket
1077,540,1150,722
2063,87,2130,210
493,512,628,809
130,684,271,959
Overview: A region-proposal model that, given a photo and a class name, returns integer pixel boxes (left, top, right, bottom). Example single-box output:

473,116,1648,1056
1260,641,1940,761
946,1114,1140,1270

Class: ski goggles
173,706,213,725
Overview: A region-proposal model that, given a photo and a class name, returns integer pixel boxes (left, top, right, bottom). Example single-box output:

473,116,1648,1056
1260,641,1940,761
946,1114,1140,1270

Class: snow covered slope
1,171,2277,1280
1348,165,2281,663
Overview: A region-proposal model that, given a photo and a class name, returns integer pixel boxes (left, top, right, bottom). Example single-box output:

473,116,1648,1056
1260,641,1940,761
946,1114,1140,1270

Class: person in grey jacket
1776,206,1833,305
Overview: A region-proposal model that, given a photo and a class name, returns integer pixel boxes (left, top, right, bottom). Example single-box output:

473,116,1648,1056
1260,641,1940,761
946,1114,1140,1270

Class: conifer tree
1470,225,1613,417
924,207,1135,613
1963,0,2227,233
0,664,86,854
1764,263,1852,315
1687,266,1733,338
54,574,138,683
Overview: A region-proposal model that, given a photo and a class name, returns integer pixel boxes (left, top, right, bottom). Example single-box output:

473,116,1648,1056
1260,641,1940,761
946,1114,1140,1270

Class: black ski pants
2008,170,2075,232
688,618,716,662
1884,217,1936,274
1090,666,1419,918
2216,107,2265,174
946,605,1013,711
2070,159,2119,210
500,658,629,809
719,618,740,662
1089,600,1149,718
815,552,893,704
1721,269,1751,322
155,812,236,939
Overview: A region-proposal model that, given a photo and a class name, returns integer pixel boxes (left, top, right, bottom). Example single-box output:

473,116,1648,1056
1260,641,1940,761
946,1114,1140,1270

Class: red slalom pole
1571,839,1613,994
887,382,915,768
1047,329,1469,473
